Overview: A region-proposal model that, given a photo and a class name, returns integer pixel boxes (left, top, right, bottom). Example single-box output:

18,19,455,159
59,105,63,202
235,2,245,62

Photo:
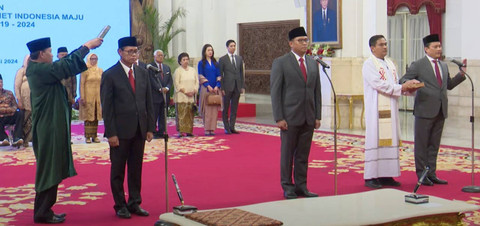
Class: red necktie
159,65,164,79
299,57,307,81
432,60,442,86
128,68,135,93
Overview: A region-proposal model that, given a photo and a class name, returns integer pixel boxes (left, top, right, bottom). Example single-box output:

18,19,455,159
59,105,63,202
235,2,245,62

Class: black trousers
222,87,240,131
153,101,168,135
34,184,58,221
109,127,146,211
0,110,24,141
414,111,445,179
280,122,314,192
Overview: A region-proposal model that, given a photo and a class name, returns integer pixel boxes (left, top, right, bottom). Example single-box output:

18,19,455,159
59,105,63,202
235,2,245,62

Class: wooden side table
335,94,365,129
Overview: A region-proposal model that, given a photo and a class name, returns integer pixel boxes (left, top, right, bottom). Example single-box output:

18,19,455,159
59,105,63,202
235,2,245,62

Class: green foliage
72,109,79,120
139,5,186,59
138,5,185,97
156,8,186,58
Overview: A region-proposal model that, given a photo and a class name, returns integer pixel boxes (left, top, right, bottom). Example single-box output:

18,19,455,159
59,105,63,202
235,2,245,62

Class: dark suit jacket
101,61,155,139
148,62,172,104
399,56,465,119
313,8,337,42
219,54,245,92
270,52,322,126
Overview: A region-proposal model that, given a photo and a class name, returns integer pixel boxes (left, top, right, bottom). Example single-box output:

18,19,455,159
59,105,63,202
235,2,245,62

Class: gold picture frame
307,0,342,49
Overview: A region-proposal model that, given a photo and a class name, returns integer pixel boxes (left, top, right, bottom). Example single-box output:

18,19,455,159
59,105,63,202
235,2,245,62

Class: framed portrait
307,0,342,48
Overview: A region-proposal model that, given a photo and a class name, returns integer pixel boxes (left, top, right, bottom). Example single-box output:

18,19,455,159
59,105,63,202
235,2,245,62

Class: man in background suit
399,34,465,186
148,49,172,138
219,39,245,134
101,36,155,219
270,27,322,199
313,0,337,42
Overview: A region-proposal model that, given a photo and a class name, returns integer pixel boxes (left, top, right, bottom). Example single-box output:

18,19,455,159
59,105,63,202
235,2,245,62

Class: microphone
172,174,184,206
313,55,330,68
413,166,429,194
146,64,160,72
405,166,430,204
451,59,466,67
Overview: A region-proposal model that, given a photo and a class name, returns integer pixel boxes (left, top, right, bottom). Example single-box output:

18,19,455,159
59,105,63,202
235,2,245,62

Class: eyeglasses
90,58,98,60
296,38,309,43
123,49,139,55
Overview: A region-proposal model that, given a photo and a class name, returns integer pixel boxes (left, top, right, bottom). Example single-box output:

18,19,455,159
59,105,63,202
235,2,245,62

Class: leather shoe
283,190,297,199
365,179,382,189
230,129,240,134
128,206,149,216
378,177,401,187
421,177,434,186
428,176,448,184
116,207,131,219
225,129,232,134
34,215,65,224
54,213,66,218
296,189,318,197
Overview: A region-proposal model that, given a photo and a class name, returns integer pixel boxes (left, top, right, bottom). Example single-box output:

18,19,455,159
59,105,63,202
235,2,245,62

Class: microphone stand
459,67,480,193
320,63,338,195
151,70,171,211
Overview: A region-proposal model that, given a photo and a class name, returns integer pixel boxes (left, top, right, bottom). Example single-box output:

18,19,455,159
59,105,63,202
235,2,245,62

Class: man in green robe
26,37,102,224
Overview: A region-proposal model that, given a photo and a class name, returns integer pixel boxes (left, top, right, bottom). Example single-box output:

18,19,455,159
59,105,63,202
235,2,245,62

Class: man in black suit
148,49,172,138
219,40,245,134
101,36,155,219
270,27,321,199
399,34,465,186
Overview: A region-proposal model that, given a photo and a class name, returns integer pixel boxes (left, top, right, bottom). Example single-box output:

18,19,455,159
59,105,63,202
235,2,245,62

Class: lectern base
462,185,480,193
405,194,429,204
173,205,198,216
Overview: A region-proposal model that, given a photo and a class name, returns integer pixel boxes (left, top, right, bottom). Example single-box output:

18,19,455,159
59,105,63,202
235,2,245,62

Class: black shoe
128,206,149,216
116,207,131,219
296,189,318,197
421,177,434,186
54,213,66,218
12,138,23,146
283,190,297,199
365,179,382,189
378,177,401,187
186,133,194,137
230,129,240,134
34,215,65,224
225,129,232,134
428,176,448,184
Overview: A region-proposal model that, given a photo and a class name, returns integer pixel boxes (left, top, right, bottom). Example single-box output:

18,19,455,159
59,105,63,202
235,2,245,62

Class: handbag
206,93,222,105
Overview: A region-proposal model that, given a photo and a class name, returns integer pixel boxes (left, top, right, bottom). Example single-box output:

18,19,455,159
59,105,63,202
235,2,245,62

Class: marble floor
238,93,480,149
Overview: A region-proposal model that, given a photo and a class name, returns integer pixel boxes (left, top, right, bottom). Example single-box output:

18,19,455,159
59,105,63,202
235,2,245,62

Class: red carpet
0,120,479,225
217,103,256,118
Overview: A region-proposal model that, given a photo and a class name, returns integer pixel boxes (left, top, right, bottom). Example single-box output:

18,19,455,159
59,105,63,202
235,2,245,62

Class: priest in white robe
362,35,420,189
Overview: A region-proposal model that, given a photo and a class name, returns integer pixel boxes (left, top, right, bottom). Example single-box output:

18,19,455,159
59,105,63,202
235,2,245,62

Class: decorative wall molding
238,20,300,94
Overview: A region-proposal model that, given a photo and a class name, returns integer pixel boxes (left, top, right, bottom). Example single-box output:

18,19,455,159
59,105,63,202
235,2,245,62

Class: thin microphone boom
451,59,466,67
413,167,429,194
313,55,330,68
147,64,160,72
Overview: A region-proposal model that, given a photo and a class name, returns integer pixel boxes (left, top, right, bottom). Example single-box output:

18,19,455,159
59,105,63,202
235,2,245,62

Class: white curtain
388,14,404,76
407,14,430,66
387,11,429,111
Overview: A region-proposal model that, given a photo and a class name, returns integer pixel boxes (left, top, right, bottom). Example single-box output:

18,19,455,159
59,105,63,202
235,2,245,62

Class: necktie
299,57,307,81
432,60,442,86
323,10,326,21
159,65,164,79
128,68,135,93
231,55,236,70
